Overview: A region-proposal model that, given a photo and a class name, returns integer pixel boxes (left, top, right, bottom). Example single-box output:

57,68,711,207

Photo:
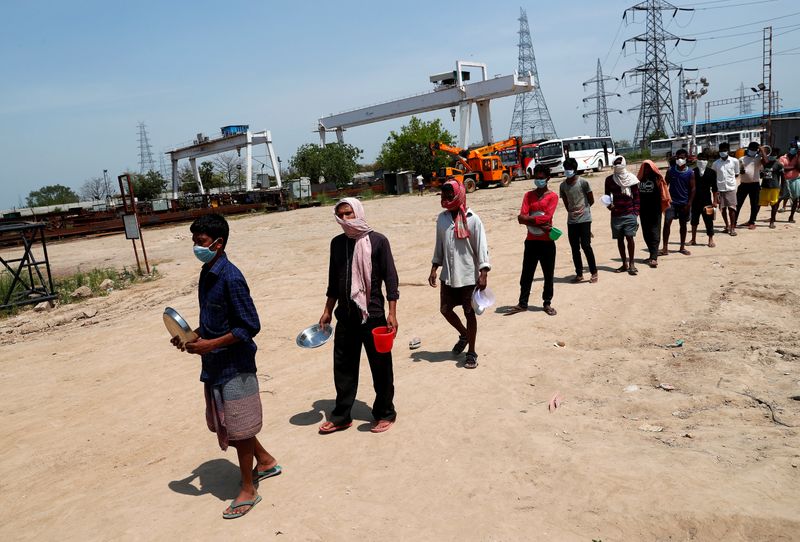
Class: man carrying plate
318,198,399,434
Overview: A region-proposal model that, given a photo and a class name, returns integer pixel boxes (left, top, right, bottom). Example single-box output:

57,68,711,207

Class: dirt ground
1,167,798,541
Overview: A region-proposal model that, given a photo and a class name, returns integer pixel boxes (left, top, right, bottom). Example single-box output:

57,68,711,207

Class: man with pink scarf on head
318,198,399,434
429,179,491,369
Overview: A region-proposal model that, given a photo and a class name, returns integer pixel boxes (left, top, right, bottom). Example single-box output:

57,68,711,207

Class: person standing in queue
605,156,641,275
319,198,399,434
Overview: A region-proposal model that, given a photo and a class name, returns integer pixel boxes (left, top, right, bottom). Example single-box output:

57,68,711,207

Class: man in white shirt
429,179,491,369
736,141,769,230
712,142,740,236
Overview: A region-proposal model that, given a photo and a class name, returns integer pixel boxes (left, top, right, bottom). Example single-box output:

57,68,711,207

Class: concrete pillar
190,157,205,195
458,102,472,148
266,130,281,188
336,128,344,144
171,157,179,199
245,131,253,192
476,99,493,145
318,127,326,146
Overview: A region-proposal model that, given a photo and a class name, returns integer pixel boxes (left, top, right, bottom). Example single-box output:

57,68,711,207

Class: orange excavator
430,136,521,193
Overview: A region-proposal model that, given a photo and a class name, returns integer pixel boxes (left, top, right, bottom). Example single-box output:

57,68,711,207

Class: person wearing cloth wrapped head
779,142,800,223
605,156,641,275
429,179,491,369
318,198,399,434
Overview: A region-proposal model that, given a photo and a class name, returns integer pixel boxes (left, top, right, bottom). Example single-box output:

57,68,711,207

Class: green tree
26,184,79,207
290,143,363,188
376,117,455,175
199,161,225,190
132,170,168,201
179,164,198,193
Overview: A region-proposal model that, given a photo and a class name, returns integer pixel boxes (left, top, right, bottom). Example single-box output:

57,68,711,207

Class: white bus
534,136,615,175
649,129,765,157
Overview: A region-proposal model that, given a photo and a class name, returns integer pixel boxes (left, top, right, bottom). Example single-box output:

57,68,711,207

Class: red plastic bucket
372,326,396,353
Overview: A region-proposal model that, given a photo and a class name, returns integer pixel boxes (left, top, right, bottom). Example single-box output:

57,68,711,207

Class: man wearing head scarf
779,142,800,223
605,156,641,275
318,198,399,434
429,179,491,369
636,159,669,268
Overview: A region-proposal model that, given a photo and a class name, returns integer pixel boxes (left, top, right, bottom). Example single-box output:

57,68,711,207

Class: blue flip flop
254,464,282,483
222,494,262,519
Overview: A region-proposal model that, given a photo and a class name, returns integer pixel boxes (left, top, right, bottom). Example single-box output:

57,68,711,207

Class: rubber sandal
370,419,395,433
570,275,584,283
679,249,691,256
223,495,262,519
253,465,282,483
615,265,628,273
318,421,352,434
589,274,598,283
628,267,638,275
543,305,557,316
658,249,669,256
648,260,658,268
452,335,469,354
408,337,421,350
729,230,737,236
464,352,478,369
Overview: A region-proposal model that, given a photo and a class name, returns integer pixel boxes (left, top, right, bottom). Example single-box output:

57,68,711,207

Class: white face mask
719,151,728,159
676,158,687,167
697,160,708,171
613,164,625,173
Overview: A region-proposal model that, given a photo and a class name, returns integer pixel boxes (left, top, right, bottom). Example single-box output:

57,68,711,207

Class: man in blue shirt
661,148,696,256
171,214,280,520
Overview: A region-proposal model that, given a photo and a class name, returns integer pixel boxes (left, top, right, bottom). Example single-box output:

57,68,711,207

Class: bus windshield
537,142,563,160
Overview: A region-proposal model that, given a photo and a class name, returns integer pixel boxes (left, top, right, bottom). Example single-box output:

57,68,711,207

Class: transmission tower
137,122,156,174
675,67,687,134
738,83,752,115
582,59,621,137
622,0,694,147
509,7,557,142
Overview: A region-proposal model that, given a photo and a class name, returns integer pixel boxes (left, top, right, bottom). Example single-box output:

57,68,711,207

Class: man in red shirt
509,164,559,316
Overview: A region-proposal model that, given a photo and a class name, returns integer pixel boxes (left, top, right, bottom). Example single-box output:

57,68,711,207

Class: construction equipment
430,137,521,193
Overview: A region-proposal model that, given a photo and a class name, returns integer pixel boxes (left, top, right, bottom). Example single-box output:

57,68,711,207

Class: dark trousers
567,222,597,275
736,183,760,225
331,313,396,425
640,209,662,260
691,205,714,237
518,239,556,308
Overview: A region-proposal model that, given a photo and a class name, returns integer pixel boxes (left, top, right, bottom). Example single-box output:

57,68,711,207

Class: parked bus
649,129,765,157
534,136,615,175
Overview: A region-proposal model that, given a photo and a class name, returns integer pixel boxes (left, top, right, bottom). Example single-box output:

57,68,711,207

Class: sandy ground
1,168,799,541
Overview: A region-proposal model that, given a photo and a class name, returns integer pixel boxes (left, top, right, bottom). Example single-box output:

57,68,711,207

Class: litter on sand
638,424,664,432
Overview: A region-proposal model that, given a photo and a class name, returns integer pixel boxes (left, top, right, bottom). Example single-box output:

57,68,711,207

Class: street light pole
686,76,710,156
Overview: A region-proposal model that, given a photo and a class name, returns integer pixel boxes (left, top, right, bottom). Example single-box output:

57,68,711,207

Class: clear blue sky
1,0,798,210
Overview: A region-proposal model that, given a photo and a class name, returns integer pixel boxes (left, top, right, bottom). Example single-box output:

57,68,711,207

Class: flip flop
408,337,421,350
452,335,469,354
628,267,638,275
370,419,395,433
729,230,737,236
318,421,352,434
589,274,599,283
648,259,658,268
223,495,262,519
679,249,691,255
543,305,557,316
658,249,669,256
464,352,479,369
253,465,282,483
615,265,628,273
504,305,527,315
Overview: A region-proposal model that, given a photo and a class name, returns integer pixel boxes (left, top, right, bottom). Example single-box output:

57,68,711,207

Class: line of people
170,139,799,518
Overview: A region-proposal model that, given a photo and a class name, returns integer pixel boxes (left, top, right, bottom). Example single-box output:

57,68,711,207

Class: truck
430,136,522,193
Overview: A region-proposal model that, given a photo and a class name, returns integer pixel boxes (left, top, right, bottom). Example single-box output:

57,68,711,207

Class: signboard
123,214,140,240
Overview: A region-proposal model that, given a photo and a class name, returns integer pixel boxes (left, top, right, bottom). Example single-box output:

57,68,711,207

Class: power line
690,0,778,9
688,11,800,35
680,25,800,62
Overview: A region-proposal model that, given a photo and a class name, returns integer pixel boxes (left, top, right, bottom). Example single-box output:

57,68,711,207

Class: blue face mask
747,150,757,157
534,179,548,188
564,170,575,178
193,239,221,263
719,152,728,159
790,148,798,156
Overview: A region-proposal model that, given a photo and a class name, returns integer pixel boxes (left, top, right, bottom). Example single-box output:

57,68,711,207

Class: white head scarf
612,156,640,197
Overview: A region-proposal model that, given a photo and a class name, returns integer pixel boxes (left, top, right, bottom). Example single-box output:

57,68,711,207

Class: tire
464,178,477,193
594,160,603,173
500,172,511,187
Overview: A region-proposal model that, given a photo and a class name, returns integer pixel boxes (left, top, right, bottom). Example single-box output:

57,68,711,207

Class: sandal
223,495,262,519
589,274,598,283
318,421,352,434
543,305,557,316
452,335,469,354
628,266,638,275
729,230,738,236
658,248,669,256
370,419,395,433
253,464,282,483
648,259,658,268
464,352,479,369
679,248,691,256
615,265,628,273
570,275,584,283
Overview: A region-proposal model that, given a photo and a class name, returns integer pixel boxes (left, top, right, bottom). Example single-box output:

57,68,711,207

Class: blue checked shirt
198,254,260,385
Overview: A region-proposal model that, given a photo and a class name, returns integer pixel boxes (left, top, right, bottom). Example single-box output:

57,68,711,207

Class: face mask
676,158,687,167
193,239,221,263
534,179,548,188
790,148,798,156
719,152,728,159
747,150,757,157
697,160,708,170
564,169,575,178
613,164,625,173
